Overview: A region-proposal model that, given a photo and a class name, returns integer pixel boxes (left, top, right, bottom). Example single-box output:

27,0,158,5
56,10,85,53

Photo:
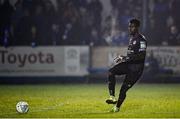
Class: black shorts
109,62,144,86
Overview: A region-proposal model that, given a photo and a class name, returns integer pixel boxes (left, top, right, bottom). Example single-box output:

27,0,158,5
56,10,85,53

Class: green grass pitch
0,84,180,118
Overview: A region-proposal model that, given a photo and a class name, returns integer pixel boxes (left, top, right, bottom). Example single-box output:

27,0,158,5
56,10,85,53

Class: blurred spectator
166,25,180,46
112,30,128,46
145,51,160,74
102,15,112,34
110,0,127,16
14,9,34,46
144,50,173,80
12,0,24,27
78,7,92,45
61,18,82,45
22,0,43,15
32,5,46,45
56,0,68,18
145,17,160,45
0,0,179,46
118,9,132,31
169,0,180,28
153,0,169,43
87,0,103,30
103,33,111,45
166,15,175,29
142,50,160,81
0,0,14,47
44,0,57,45
57,1,84,45
89,28,107,46
51,24,61,45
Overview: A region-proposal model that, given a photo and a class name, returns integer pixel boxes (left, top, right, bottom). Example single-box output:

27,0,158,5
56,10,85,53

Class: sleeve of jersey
125,40,147,63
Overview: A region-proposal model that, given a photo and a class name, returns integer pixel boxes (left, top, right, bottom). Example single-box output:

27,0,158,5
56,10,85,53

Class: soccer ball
16,101,29,113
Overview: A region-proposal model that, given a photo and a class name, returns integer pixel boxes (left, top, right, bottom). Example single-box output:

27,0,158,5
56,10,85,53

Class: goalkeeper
106,18,147,112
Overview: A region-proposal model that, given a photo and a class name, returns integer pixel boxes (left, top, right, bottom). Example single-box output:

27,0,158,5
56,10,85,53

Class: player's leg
109,82,132,112
115,71,143,112
106,71,117,104
106,62,128,104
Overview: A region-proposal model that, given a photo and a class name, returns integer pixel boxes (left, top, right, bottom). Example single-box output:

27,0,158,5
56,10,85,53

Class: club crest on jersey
133,41,136,45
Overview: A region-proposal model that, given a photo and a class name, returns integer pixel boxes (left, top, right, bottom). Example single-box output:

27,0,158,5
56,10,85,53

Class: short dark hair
129,18,140,27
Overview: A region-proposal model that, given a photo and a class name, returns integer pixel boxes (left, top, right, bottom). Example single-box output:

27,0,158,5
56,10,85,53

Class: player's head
128,18,140,35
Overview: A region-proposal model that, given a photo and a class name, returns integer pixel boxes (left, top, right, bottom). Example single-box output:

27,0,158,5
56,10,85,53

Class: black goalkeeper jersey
125,33,147,64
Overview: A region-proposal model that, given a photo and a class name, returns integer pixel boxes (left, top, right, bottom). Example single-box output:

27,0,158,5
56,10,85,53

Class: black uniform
108,33,147,108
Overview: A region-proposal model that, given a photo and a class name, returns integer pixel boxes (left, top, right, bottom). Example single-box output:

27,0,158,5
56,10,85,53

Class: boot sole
106,100,117,104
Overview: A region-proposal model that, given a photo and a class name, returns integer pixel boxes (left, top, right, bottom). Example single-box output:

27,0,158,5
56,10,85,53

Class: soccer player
106,18,147,112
